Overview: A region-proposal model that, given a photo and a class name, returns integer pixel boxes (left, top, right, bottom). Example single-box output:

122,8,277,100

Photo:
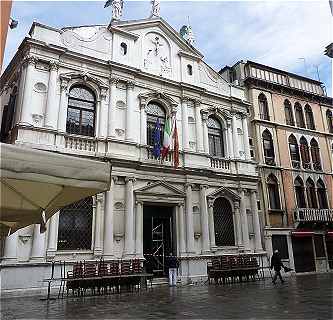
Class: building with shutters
221,60,333,274
0,15,265,293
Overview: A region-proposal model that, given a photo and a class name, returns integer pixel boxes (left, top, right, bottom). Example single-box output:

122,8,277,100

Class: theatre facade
0,16,265,292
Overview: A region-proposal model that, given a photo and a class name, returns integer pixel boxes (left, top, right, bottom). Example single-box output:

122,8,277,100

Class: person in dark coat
270,249,285,284
166,253,179,286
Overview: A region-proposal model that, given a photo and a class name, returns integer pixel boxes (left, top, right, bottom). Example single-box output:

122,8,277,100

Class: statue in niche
111,0,123,20
151,36,163,56
151,0,160,17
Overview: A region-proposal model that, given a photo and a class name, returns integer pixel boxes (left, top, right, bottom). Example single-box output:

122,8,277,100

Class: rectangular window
314,234,326,257
272,235,289,259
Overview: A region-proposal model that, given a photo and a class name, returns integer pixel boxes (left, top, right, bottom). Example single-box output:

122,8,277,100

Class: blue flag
104,0,112,8
152,118,161,158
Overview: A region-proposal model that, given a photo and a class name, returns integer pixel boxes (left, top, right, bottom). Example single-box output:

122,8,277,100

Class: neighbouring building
0,0,13,70
221,60,333,274
0,8,265,293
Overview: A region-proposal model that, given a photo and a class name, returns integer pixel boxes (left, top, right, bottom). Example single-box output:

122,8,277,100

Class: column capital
208,198,215,208
96,193,104,203
250,189,257,196
185,183,194,189
238,187,246,195
177,202,185,207
194,99,202,108
201,110,209,122
60,77,70,91
135,200,143,206
100,87,108,100
234,201,240,210
23,55,37,67
240,112,248,120
49,61,59,71
125,176,136,183
181,96,190,103
127,80,135,90
110,77,120,85
200,184,209,190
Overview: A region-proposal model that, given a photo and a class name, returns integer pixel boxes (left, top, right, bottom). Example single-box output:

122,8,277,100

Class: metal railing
146,147,173,164
294,208,333,222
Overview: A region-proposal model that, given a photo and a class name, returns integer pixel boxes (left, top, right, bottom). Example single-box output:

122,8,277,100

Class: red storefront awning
291,231,314,237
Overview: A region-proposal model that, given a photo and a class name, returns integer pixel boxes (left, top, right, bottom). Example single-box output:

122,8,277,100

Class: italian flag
161,116,172,159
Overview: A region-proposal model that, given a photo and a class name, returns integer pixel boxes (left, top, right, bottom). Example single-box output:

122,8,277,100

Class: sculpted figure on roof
112,0,123,20
151,0,160,17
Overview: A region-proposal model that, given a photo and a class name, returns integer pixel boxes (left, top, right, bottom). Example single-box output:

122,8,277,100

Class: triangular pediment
135,181,185,197
207,186,240,201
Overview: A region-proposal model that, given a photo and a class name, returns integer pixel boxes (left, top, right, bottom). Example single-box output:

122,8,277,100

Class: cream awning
0,143,111,235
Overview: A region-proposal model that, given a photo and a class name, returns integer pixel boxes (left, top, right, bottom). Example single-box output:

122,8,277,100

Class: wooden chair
119,260,134,292
97,260,108,294
82,261,97,295
66,262,83,296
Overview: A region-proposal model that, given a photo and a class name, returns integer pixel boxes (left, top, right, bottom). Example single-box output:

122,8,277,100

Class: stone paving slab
1,274,332,319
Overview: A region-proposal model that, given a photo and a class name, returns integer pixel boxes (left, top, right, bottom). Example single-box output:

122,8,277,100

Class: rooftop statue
112,0,123,21
180,24,195,46
151,0,160,18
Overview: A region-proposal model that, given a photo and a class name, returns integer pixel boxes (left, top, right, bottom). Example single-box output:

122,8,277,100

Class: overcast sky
4,0,332,95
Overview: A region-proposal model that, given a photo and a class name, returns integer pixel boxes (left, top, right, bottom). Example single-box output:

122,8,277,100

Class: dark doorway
292,236,315,273
143,205,175,277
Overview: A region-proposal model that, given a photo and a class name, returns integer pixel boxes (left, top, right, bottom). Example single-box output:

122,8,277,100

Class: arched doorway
213,197,235,246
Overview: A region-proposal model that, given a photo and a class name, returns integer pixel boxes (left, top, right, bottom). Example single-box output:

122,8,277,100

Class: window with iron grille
213,197,235,246
317,179,328,209
262,129,275,165
207,117,224,158
314,234,325,257
57,197,93,250
146,102,165,146
272,235,289,259
267,174,281,210
66,86,96,137
284,100,294,126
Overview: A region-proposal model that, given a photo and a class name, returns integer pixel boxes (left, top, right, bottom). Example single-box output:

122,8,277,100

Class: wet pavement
1,274,332,319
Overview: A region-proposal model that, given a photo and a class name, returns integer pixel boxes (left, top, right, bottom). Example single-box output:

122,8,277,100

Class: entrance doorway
292,236,316,273
143,205,175,277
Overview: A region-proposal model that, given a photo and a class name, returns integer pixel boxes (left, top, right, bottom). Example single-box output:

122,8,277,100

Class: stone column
251,190,263,251
240,189,251,251
234,201,243,246
194,100,204,152
140,103,147,145
98,88,108,138
124,177,135,256
126,81,136,142
47,212,59,258
242,114,251,160
103,178,115,259
208,199,217,250
200,185,210,253
185,183,195,253
94,194,103,256
232,113,240,159
20,56,36,125
3,232,18,262
227,120,234,158
135,201,143,257
108,77,118,137
181,98,189,150
177,203,186,255
44,61,59,129
202,111,209,154
30,224,46,261
57,77,69,132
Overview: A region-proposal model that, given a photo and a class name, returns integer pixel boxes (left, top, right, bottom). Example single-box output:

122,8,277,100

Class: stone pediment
207,186,240,202
135,181,185,198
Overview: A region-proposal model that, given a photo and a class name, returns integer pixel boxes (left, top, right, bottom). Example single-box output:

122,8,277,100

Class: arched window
57,197,93,250
288,134,300,168
120,42,127,55
267,174,281,210
187,64,193,75
310,138,321,171
294,177,306,208
262,129,275,165
305,104,315,130
207,117,225,158
146,102,166,146
326,109,333,133
284,100,294,126
306,178,317,208
66,86,96,137
294,103,305,128
300,136,311,169
258,93,269,120
213,197,235,246
317,179,328,209
0,86,17,142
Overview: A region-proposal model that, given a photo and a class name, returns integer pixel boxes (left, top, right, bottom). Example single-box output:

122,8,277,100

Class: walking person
270,249,285,284
166,253,179,287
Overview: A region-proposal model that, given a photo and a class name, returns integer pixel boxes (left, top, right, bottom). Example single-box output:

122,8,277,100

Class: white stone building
0,15,265,292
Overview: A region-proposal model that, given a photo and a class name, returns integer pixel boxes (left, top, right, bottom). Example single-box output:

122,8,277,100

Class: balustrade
210,157,231,171
64,136,96,152
294,208,333,222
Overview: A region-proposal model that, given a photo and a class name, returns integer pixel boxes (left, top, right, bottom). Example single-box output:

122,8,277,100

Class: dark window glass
314,234,325,257
146,102,165,146
306,178,318,209
267,174,281,209
258,93,269,120
0,87,17,143
120,42,127,55
57,197,93,250
208,117,224,158
187,64,193,75
295,177,306,208
326,110,333,133
295,103,305,128
305,105,315,130
66,86,96,137
288,135,300,168
317,179,328,209
272,235,289,259
300,136,311,169
310,138,322,171
284,100,294,126
262,130,275,165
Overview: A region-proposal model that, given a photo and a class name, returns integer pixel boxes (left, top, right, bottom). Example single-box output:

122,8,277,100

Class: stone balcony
294,208,333,223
